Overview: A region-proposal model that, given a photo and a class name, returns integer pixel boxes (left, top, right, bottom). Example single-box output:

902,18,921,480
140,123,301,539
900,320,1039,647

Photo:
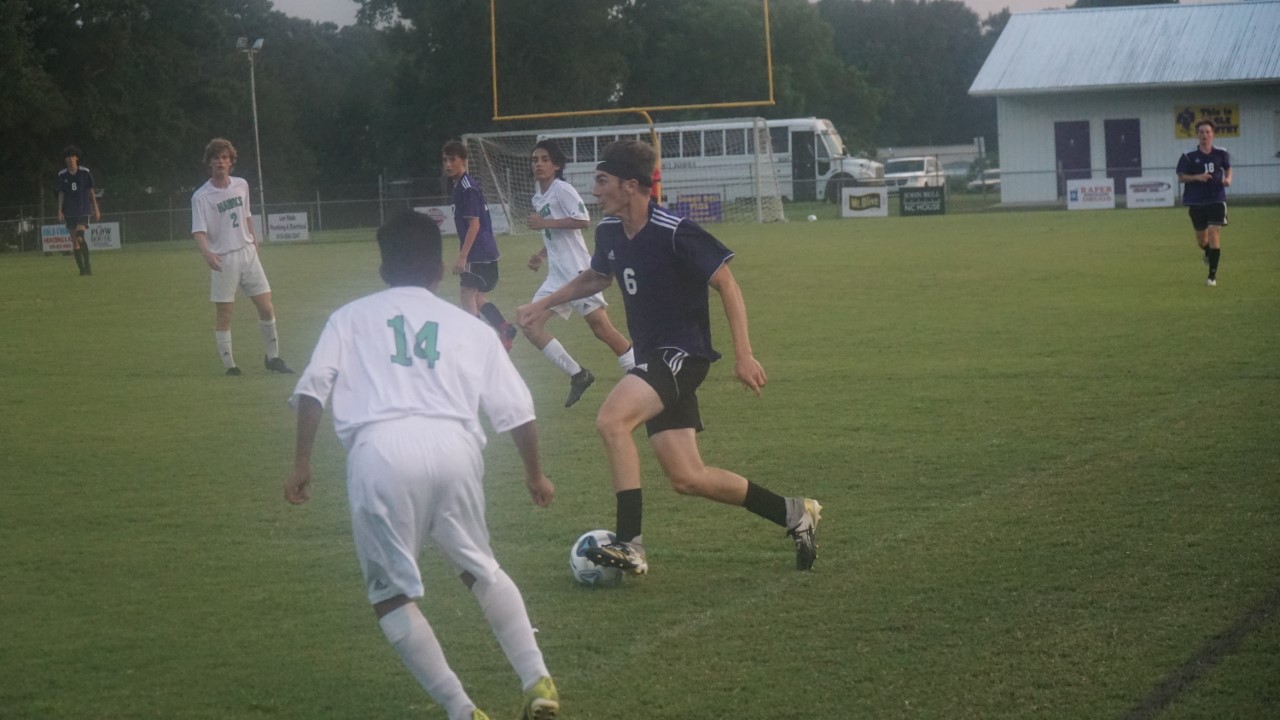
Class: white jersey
290,285,535,451
191,176,255,254
531,178,592,288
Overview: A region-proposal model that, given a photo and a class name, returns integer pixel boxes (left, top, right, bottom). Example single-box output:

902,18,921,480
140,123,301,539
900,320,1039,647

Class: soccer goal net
464,117,786,232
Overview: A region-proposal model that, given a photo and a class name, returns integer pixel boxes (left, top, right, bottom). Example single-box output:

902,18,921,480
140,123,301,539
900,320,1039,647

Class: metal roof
970,1,1280,96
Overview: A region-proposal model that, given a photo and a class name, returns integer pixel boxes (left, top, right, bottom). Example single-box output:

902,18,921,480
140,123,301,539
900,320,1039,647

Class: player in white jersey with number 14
521,140,634,408
190,137,292,376
284,209,560,720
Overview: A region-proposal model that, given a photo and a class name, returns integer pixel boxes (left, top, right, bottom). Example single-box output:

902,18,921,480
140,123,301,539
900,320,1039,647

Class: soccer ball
806,214,817,222
569,530,623,588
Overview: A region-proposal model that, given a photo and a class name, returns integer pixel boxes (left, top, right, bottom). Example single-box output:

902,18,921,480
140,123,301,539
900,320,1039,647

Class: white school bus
537,117,883,205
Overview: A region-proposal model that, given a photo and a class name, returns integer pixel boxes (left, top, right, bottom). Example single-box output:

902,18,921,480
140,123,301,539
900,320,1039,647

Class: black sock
80,243,91,272
72,245,84,272
615,489,642,543
1208,247,1220,278
743,481,788,527
478,302,506,329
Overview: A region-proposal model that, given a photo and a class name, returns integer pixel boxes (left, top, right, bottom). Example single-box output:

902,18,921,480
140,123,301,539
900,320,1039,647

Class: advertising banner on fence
415,204,512,235
841,187,889,218
42,222,122,252
672,193,723,223
899,186,946,216
1124,177,1177,208
267,212,310,242
1066,179,1115,210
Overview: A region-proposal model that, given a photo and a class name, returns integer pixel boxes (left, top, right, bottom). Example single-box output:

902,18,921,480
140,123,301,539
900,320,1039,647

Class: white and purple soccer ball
569,529,623,588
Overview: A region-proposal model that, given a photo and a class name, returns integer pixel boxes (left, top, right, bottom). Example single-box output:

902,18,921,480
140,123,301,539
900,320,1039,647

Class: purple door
1054,120,1091,198
1104,118,1142,195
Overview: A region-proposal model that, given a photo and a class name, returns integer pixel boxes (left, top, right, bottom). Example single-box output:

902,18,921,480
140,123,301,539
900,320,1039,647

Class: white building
969,1,1280,204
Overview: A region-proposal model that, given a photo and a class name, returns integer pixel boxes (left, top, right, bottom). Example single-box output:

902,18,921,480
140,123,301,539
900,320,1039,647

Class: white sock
540,339,582,377
215,330,235,369
471,569,549,690
617,345,636,371
379,603,475,720
259,318,279,359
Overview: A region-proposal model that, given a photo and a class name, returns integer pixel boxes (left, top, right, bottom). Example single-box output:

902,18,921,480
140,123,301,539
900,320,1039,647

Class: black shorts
1188,203,1227,231
630,349,711,437
460,260,500,292
65,217,90,231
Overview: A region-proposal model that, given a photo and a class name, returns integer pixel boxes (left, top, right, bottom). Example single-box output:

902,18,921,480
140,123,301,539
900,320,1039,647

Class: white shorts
534,281,607,321
345,417,499,605
210,245,272,303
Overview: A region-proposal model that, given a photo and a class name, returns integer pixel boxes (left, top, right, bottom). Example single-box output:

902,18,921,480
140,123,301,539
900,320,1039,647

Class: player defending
284,209,560,720
191,138,293,376
55,145,101,276
516,139,822,574
1176,119,1233,287
442,140,518,351
522,140,635,407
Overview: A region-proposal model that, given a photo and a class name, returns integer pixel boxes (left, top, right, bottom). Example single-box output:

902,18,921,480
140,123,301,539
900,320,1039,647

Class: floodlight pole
239,37,268,241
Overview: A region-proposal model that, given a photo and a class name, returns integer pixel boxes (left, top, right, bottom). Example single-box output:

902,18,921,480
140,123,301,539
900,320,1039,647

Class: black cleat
585,540,648,575
564,368,595,407
226,367,242,376
264,356,294,374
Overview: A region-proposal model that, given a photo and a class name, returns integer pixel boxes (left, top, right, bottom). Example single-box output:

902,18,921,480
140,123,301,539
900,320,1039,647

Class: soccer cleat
1206,278,1217,287
498,322,517,353
471,710,492,720
520,676,559,720
264,355,295,374
585,540,648,575
786,498,822,571
225,367,242,376
564,368,595,407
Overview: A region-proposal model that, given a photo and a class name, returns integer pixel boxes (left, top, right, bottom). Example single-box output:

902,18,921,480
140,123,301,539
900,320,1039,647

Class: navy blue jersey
590,205,734,360
55,167,96,217
450,173,499,262
1176,147,1230,205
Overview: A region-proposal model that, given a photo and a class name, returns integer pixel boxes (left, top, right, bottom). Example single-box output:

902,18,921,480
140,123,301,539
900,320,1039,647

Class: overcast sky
270,0,1230,30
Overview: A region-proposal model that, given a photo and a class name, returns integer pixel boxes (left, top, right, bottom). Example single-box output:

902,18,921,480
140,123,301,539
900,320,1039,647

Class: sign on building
42,222,122,252
267,212,311,242
1174,104,1240,139
899,187,946,216
1124,177,1176,208
1066,179,1115,210
841,187,889,218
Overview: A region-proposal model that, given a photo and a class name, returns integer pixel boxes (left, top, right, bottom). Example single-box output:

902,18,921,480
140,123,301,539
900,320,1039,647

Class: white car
967,168,1001,193
883,156,945,191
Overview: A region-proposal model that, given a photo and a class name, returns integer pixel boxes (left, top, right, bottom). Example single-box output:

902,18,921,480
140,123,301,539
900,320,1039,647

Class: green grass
1,207,1277,719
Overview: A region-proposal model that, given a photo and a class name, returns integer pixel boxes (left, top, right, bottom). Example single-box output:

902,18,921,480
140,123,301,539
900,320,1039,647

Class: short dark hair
533,140,568,180
597,139,655,187
377,209,444,287
204,137,238,165
442,139,468,160
1195,119,1215,132
63,145,81,159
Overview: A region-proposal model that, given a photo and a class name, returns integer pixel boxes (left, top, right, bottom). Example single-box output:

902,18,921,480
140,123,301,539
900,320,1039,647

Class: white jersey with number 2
191,176,256,255
290,285,535,451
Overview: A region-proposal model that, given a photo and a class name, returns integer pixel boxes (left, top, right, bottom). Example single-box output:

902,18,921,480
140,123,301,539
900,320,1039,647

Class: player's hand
527,253,544,271
57,211,65,223
451,256,466,275
525,474,555,507
203,250,223,271
284,466,312,505
1223,177,1231,188
734,355,768,397
526,213,546,230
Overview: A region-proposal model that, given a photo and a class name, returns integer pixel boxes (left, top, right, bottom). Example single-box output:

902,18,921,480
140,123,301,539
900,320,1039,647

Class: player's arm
57,191,66,223
1223,165,1233,188
516,268,611,328
509,420,554,507
90,189,101,222
192,230,222,271
527,215,589,231
454,216,480,274
284,395,323,505
709,263,767,397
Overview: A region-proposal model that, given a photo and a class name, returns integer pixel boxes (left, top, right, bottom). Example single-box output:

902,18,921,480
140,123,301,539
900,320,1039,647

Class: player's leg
525,294,594,406
1189,206,1211,268
582,305,634,370
67,222,85,274
469,263,517,350
213,302,238,374
243,252,292,372
355,420,484,720
1205,203,1226,285
76,224,91,275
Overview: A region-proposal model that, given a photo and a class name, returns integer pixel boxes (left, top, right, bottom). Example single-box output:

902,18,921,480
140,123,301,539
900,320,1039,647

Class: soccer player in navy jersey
442,140,518,350
517,139,822,574
1176,120,1232,286
55,145,101,276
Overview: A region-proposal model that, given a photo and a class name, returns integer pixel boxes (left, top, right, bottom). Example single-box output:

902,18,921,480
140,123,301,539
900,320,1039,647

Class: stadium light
238,37,268,240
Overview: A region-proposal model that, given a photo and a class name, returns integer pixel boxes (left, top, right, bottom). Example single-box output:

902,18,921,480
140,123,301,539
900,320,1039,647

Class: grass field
2,206,1277,719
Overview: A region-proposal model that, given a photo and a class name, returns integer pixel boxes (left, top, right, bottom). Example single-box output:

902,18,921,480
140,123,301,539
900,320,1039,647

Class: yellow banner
1174,104,1240,139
